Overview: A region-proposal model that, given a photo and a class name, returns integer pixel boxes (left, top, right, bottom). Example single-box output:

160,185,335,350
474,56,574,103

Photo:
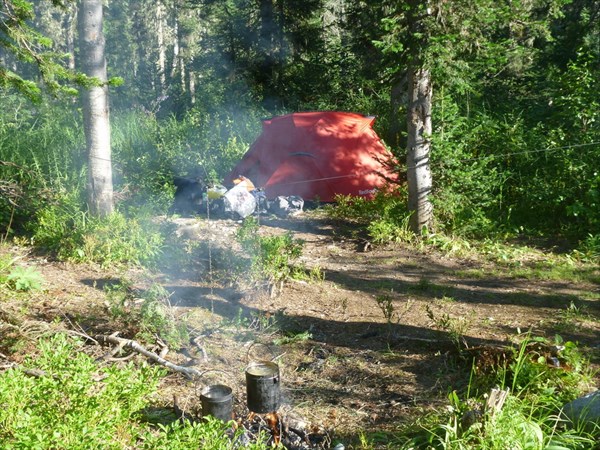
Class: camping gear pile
171,174,304,219
171,111,398,218
219,176,304,218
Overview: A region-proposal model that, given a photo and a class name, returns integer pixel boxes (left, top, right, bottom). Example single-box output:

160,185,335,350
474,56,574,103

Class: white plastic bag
223,183,257,218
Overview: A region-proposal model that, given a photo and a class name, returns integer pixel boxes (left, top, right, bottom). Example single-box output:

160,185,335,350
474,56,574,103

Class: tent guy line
404,140,600,171
87,140,600,175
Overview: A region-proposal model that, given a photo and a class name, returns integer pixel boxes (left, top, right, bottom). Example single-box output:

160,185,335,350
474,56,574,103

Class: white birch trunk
156,1,167,95
406,65,433,234
78,0,114,217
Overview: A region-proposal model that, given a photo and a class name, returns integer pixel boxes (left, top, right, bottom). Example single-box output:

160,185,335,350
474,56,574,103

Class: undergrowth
105,281,189,349
0,248,44,292
363,335,598,449
235,217,307,288
0,333,275,449
27,192,167,267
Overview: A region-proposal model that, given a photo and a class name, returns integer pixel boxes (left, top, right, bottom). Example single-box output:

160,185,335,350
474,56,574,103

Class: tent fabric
227,111,397,202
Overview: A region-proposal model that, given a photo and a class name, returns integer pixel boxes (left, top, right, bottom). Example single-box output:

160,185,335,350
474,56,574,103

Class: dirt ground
1,211,599,447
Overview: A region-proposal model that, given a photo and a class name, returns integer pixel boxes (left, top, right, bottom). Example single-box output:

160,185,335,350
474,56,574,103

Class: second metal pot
245,361,281,413
200,384,234,422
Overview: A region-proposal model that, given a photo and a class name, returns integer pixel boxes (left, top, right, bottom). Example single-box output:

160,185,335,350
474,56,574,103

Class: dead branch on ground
94,334,204,379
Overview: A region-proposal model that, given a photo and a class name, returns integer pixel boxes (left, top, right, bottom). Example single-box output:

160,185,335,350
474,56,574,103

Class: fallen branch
94,334,204,379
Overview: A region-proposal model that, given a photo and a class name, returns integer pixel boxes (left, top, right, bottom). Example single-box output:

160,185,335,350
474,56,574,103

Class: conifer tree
0,0,77,100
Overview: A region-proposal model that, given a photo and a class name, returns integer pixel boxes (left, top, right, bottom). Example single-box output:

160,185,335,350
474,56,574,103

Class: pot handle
195,369,237,396
245,341,277,362
245,342,285,377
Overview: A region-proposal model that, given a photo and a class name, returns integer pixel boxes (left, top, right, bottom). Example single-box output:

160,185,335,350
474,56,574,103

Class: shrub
325,190,413,245
0,334,162,449
30,195,166,267
236,217,304,286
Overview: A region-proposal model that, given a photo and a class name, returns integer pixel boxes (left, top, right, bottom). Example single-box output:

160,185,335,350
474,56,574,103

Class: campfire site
1,211,598,448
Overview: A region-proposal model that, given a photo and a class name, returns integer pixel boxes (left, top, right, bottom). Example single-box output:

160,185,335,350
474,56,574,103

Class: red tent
227,111,397,202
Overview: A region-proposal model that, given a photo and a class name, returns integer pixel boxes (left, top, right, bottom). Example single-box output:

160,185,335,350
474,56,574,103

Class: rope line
83,140,600,188
403,141,600,171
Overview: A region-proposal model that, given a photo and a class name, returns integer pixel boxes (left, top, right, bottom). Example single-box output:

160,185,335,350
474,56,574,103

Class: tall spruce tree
377,0,568,234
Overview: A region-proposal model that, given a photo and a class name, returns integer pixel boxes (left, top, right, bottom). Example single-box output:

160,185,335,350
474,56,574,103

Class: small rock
562,390,600,430
460,409,483,431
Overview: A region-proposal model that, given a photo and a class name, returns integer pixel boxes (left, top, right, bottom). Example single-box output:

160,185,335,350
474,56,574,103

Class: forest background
0,0,599,254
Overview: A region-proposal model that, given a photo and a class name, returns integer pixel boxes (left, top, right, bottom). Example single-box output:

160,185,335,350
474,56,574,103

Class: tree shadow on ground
324,266,600,313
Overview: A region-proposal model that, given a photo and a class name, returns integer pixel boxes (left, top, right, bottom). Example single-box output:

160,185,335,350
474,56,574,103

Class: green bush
236,217,304,285
324,191,413,244
30,195,165,267
0,334,162,449
429,97,509,237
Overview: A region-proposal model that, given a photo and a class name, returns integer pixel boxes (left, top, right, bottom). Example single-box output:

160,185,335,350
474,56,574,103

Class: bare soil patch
1,212,599,446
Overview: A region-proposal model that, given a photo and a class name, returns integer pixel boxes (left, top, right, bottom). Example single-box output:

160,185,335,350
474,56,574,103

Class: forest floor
1,210,599,447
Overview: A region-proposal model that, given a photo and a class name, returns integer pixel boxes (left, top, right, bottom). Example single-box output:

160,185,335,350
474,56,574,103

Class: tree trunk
156,0,167,95
406,65,433,234
388,73,408,151
258,0,277,100
406,0,433,234
64,6,77,71
78,0,114,217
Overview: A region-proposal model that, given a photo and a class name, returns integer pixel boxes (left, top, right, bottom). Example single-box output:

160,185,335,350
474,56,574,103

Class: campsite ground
1,210,599,447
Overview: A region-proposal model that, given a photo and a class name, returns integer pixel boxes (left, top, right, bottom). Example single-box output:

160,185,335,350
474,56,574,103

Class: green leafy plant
574,233,600,263
236,217,304,288
141,416,275,449
0,334,277,450
6,265,44,291
425,303,472,349
273,329,313,346
0,334,162,449
106,282,188,348
137,284,189,348
394,336,596,449
499,336,592,401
